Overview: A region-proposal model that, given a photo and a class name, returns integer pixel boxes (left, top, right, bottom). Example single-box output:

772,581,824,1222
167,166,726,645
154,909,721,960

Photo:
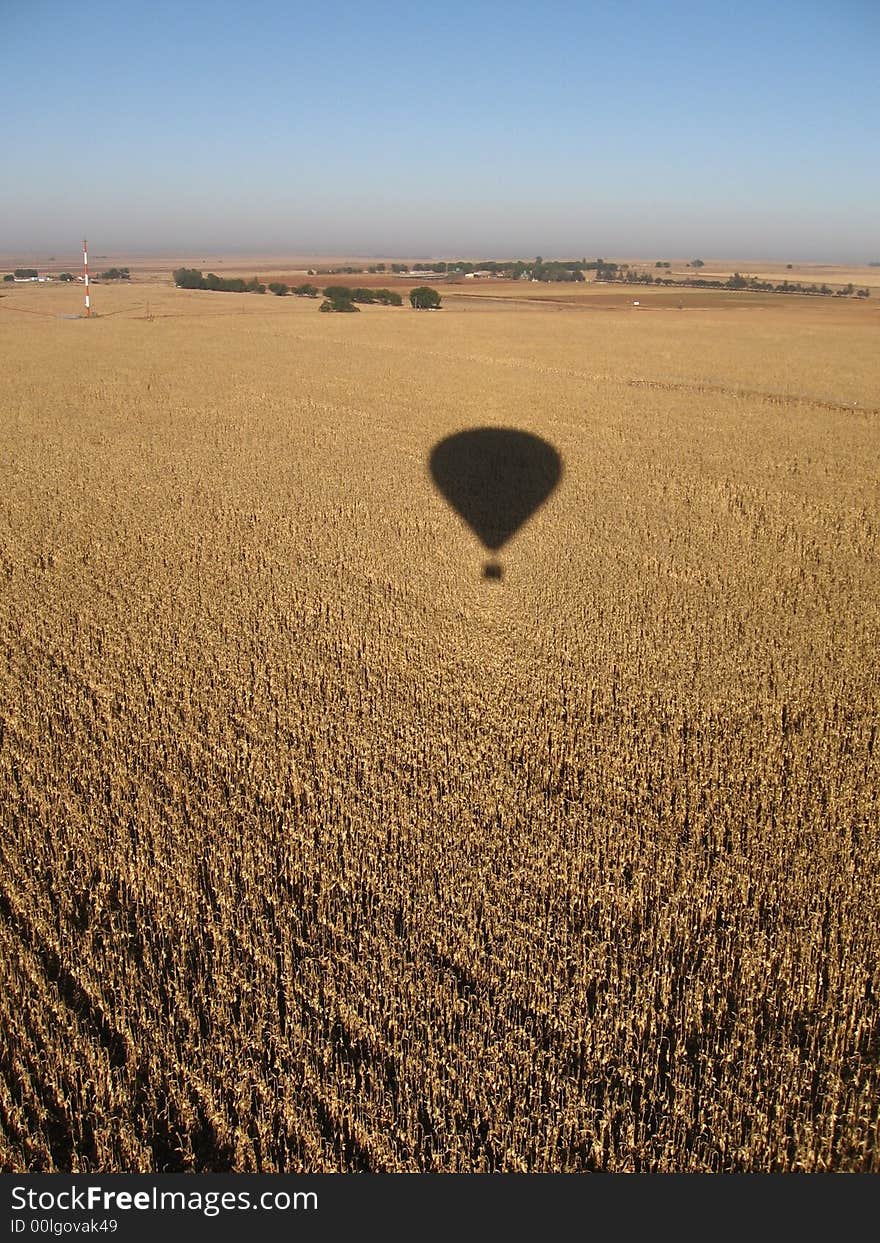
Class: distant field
1,275,878,1171
4,251,880,290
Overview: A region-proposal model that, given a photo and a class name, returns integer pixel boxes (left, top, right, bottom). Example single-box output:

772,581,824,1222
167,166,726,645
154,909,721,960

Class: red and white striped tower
83,238,90,318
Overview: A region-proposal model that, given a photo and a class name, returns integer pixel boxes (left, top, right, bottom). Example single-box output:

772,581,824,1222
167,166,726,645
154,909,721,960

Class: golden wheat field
1,274,878,1172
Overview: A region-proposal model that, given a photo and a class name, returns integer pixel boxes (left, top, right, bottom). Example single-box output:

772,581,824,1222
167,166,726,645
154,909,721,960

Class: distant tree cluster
365,262,415,273
330,285,402,306
13,268,38,279
319,287,358,312
265,282,320,297
174,267,210,289
409,286,441,309
341,257,593,282
446,257,590,281
621,270,677,285
433,255,680,280
173,268,265,293
364,262,418,274
319,285,404,312
59,273,75,282
531,261,586,282
600,267,870,298
99,267,130,281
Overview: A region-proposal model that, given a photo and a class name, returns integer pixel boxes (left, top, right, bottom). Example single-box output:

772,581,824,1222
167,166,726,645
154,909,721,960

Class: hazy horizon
4,2,878,263
3,245,877,268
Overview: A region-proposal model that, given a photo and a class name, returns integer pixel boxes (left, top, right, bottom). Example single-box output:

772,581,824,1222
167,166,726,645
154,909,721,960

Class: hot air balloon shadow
429,428,563,579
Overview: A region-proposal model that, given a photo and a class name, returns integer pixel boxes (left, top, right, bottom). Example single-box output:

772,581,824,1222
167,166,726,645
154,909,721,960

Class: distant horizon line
2,246,877,268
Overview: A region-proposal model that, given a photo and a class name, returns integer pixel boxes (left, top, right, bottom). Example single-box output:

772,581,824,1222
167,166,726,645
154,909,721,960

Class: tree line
173,268,267,293
319,286,440,312
319,286,404,310
172,270,441,310
268,282,320,297
598,268,871,298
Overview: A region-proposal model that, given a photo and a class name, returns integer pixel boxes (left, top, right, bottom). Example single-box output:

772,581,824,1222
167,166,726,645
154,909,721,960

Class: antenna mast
83,238,90,318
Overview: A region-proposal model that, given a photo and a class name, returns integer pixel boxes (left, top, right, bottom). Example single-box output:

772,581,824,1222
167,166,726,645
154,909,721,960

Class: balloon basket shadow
483,561,503,580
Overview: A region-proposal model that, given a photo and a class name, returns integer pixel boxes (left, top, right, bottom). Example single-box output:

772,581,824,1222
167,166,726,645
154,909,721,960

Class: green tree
320,285,361,311
320,296,359,312
410,286,441,309
268,282,289,296
173,267,205,289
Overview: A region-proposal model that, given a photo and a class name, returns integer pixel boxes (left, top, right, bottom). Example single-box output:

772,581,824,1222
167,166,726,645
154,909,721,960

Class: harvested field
1,275,878,1172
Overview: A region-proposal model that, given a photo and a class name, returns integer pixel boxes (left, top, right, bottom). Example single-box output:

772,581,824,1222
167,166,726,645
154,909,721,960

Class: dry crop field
1,274,878,1172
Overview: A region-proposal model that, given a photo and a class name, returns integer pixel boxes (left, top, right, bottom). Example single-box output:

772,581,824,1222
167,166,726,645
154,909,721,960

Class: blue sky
3,1,878,260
